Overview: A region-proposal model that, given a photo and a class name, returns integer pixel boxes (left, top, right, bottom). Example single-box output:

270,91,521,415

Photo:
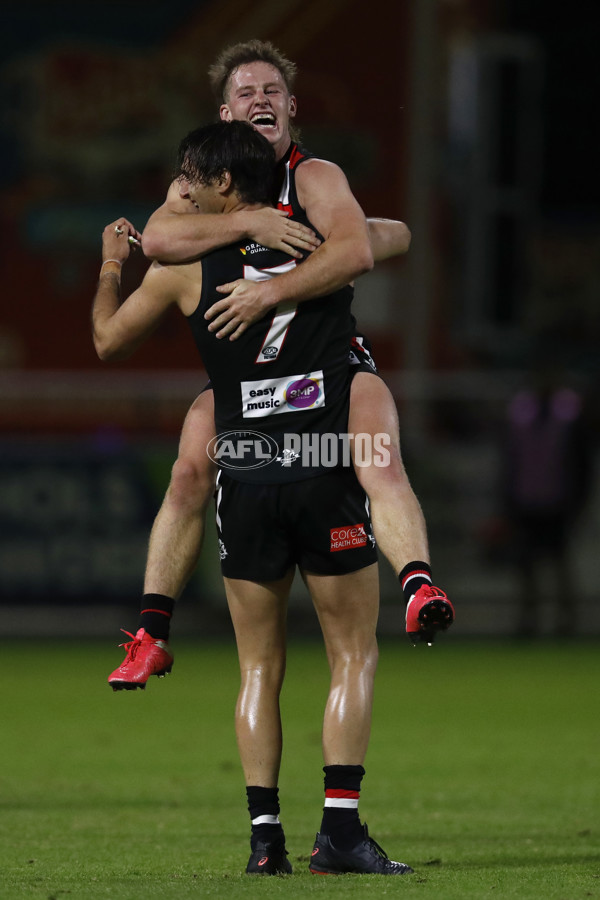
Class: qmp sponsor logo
206,431,279,470
285,377,321,409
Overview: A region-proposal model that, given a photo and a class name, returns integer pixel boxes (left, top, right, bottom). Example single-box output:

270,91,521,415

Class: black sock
246,786,284,847
139,594,175,640
399,561,432,604
320,765,365,850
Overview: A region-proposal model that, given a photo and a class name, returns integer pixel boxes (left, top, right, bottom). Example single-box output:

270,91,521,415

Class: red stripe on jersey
289,144,306,169
325,789,360,799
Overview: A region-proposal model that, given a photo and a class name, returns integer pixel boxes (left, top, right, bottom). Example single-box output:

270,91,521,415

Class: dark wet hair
176,120,276,205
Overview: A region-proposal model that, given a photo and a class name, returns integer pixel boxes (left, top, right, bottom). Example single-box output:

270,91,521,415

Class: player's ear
217,171,232,193
220,104,232,122
289,94,297,119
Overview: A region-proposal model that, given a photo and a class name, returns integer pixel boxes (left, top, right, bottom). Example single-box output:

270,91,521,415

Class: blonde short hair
208,39,297,105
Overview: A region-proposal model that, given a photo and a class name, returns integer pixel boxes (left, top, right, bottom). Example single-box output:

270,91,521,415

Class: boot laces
419,584,447,601
117,629,141,661
363,826,389,859
366,835,389,859
364,828,406,871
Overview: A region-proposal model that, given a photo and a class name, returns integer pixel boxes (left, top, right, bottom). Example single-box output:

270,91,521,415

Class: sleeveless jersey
187,240,354,484
276,143,316,224
277,143,377,375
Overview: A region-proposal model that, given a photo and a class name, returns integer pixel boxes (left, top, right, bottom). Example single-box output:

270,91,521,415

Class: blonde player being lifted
107,40,453,697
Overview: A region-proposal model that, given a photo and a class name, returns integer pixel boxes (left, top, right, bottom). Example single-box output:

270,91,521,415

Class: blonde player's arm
142,180,320,264
204,159,374,340
367,218,411,261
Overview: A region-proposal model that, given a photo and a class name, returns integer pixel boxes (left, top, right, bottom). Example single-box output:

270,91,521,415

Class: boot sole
109,666,173,691
409,599,454,645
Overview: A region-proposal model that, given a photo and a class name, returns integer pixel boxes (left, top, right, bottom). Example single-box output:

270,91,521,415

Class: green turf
1,637,598,898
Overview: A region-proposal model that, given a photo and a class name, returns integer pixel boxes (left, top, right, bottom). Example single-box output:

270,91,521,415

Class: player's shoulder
296,154,340,171
144,258,202,292
295,156,346,181
147,257,199,276
294,157,350,203
287,142,340,176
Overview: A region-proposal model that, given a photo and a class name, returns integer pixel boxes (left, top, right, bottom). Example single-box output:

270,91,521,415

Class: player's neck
225,200,269,215
274,136,292,162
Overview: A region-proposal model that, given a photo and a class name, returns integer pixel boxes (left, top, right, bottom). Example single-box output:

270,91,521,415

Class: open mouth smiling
251,113,276,128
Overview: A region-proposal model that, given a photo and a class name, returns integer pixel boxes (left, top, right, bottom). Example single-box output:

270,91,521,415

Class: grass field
1,636,599,898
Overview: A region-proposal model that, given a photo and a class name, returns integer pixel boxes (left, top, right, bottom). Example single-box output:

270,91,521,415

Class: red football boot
108,628,173,691
406,585,454,645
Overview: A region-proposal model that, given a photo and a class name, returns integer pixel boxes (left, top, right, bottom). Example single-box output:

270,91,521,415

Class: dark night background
1,1,598,636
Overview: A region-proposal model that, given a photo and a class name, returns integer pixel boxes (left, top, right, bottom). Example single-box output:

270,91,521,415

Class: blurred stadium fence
1,369,598,638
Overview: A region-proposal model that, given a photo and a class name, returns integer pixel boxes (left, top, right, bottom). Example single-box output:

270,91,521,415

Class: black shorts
349,333,379,376
215,468,378,581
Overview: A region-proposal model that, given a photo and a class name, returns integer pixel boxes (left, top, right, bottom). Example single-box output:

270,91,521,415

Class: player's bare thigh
304,563,380,663
224,572,294,664
349,372,401,458
177,388,216,459
349,373,409,485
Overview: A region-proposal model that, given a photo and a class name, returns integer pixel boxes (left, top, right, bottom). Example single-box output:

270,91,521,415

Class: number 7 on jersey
243,261,298,364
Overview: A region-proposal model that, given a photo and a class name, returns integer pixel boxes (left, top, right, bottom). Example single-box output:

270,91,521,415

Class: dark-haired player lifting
94,120,419,875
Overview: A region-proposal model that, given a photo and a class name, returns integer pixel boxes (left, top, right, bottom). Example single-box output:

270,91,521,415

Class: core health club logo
206,431,279,470
330,523,369,552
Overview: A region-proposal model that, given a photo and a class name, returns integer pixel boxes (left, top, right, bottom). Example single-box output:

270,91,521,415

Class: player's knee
239,659,286,695
168,456,216,511
359,643,379,675
333,643,379,676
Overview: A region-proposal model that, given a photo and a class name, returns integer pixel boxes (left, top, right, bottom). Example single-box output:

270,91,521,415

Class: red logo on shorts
330,524,368,552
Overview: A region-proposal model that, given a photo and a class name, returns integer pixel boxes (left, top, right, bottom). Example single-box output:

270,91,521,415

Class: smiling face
178,170,230,213
219,62,297,161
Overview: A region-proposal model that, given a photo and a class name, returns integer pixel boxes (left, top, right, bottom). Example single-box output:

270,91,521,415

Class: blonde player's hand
243,207,320,258
205,279,269,340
